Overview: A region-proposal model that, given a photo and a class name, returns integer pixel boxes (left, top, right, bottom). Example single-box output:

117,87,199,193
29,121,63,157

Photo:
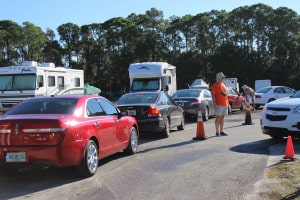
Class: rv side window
74,78,80,87
58,76,64,89
168,76,171,84
37,75,44,87
48,76,55,87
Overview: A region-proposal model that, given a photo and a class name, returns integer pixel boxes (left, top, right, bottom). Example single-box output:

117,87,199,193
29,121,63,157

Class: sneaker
216,133,220,137
220,132,228,136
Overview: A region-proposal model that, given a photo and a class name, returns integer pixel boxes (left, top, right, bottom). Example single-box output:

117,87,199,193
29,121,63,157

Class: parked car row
0,84,297,177
171,87,246,120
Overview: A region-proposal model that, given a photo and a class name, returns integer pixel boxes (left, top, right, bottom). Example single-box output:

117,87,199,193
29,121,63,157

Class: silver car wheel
86,141,98,174
130,128,138,153
162,119,170,138
125,127,139,155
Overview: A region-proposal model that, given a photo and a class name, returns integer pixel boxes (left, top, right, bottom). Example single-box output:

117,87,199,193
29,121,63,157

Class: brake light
0,123,12,133
255,95,261,98
148,106,161,117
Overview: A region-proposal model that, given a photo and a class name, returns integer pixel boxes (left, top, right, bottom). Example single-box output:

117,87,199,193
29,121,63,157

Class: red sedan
227,87,246,113
0,95,139,177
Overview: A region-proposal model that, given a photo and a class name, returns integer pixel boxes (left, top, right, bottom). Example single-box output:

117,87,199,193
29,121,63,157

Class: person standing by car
241,85,256,110
211,72,229,136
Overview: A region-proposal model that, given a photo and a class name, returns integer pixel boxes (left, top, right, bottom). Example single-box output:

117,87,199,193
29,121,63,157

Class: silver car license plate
128,110,136,116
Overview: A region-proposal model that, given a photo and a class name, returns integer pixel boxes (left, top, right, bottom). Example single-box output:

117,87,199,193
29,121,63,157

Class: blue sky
1,0,299,32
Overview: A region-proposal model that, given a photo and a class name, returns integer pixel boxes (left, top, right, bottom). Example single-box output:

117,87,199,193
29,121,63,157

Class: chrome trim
23,128,66,133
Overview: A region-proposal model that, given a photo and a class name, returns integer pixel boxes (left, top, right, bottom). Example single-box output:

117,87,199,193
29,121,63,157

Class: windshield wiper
1,80,12,93
12,78,23,93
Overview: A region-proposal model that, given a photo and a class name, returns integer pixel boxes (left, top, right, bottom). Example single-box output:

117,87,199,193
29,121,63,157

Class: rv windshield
131,79,159,91
0,74,36,91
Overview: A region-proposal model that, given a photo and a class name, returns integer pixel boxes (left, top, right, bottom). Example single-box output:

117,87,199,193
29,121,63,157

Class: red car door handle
94,122,99,127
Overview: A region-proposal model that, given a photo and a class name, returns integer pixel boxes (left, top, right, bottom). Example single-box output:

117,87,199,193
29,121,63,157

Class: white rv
223,78,239,92
128,62,177,96
0,61,84,113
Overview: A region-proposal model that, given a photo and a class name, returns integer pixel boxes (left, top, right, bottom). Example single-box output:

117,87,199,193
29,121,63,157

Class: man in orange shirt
211,72,229,136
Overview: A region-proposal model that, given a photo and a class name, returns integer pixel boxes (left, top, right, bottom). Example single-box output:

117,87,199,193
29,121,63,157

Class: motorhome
223,78,239,92
128,62,177,96
0,61,84,113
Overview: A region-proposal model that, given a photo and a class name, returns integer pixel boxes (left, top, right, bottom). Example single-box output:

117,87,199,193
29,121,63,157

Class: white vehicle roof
0,61,82,75
129,62,175,78
190,79,209,89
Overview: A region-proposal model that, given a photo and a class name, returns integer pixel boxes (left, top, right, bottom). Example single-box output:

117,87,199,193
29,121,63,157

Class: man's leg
219,115,225,133
215,116,221,135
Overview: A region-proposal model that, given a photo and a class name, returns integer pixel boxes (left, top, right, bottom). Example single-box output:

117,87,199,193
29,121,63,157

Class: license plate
5,152,26,162
128,110,136,116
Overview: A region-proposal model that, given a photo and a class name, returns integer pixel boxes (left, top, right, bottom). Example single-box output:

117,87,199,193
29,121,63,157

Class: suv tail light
255,95,261,98
148,106,161,117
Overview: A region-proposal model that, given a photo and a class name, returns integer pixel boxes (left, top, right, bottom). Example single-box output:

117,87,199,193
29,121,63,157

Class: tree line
0,3,299,98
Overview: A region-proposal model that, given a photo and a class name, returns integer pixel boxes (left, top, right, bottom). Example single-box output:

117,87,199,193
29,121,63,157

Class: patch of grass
265,159,300,199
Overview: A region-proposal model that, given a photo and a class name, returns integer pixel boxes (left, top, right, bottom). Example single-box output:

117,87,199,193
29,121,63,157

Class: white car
260,90,300,139
255,86,296,108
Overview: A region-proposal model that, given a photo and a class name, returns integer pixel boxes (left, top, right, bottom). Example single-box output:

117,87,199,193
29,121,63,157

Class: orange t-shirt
211,82,228,106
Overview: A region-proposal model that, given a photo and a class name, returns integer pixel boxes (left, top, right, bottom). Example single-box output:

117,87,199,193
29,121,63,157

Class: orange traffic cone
193,107,206,140
284,135,295,160
243,102,254,125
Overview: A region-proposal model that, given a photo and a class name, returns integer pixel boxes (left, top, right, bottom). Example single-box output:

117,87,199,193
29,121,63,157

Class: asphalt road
0,110,299,200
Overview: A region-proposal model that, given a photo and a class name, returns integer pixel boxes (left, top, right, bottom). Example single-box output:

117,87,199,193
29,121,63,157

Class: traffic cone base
284,136,295,160
193,122,206,140
193,109,206,140
242,104,254,125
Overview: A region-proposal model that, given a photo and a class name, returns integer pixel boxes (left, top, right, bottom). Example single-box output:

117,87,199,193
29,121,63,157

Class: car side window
98,98,118,115
284,87,295,94
162,93,175,105
204,90,212,98
86,98,105,117
274,88,283,94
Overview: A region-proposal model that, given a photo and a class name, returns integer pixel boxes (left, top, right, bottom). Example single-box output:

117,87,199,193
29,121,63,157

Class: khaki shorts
215,105,228,116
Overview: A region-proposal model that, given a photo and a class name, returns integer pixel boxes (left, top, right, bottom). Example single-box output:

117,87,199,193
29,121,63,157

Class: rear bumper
183,108,198,117
0,143,82,167
137,118,165,133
